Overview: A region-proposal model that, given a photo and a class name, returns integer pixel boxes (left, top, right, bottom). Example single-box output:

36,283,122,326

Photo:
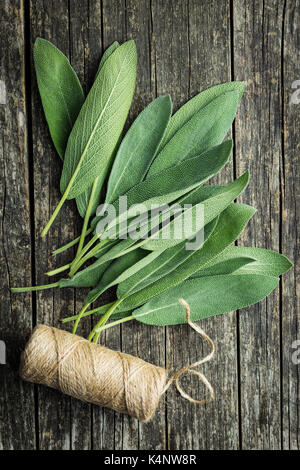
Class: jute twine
20,299,214,422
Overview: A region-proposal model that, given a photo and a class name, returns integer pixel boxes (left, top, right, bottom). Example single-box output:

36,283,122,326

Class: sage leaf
75,173,104,219
116,219,219,299
91,248,147,291
147,90,240,177
105,95,172,204
86,249,162,304
133,274,279,326
192,246,293,278
59,260,111,288
142,170,249,250
69,208,176,289
42,40,137,237
76,41,121,218
60,40,137,199
34,38,85,159
158,81,245,151
190,257,255,277
58,241,117,288
116,203,256,310
202,216,219,243
96,41,120,79
100,140,233,239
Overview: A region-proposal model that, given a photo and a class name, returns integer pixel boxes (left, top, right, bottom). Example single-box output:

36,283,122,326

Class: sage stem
69,233,99,275
61,301,114,323
89,298,124,342
69,238,107,277
52,227,93,256
75,177,99,260
72,302,90,335
11,282,59,293
46,264,71,277
41,157,82,237
95,315,134,333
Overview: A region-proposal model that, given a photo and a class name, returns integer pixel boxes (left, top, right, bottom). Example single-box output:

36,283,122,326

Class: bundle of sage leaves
12,38,292,343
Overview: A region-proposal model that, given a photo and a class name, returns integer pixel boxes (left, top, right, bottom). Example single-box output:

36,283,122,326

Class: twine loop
163,299,215,405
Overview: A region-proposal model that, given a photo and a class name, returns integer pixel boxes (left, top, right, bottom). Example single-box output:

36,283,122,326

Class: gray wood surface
281,0,300,450
0,0,35,450
234,0,283,449
0,0,299,450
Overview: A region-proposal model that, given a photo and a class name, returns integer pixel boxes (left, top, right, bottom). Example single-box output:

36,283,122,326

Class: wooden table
0,0,299,450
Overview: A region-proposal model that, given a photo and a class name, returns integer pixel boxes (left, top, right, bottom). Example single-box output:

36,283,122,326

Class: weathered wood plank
233,0,284,449
281,0,300,450
0,0,36,450
151,0,239,450
29,0,74,450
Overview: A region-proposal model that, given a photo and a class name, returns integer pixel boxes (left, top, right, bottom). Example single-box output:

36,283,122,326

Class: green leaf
96,41,120,79
91,248,146,289
133,274,279,326
59,260,111,288
142,170,249,250
67,206,186,290
76,41,121,218
58,241,117,288
90,184,221,232
86,249,162,304
190,257,255,277
136,184,225,252
75,174,103,218
60,236,145,289
158,81,245,151
147,90,241,177
177,184,223,205
192,245,293,278
34,38,85,159
76,217,217,307
60,40,137,199
116,218,220,300
116,203,256,310
100,140,233,239
202,216,219,243
105,95,172,204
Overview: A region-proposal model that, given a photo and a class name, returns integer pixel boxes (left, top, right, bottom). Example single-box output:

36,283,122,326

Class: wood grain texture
281,0,300,450
233,0,284,449
0,0,299,450
0,0,35,450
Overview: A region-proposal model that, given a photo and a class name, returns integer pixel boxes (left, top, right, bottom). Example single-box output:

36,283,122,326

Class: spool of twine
20,299,214,422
